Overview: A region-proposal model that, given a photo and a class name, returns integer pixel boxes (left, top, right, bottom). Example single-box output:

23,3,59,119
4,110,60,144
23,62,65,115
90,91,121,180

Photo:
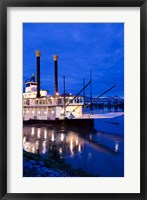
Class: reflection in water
59,147,62,154
37,128,41,139
89,134,92,141
31,127,35,136
44,129,47,140
76,137,78,146
115,142,119,152
35,140,39,150
51,133,55,142
32,146,35,154
70,138,74,156
60,133,64,142
42,141,46,154
23,127,84,157
78,144,82,153
23,124,124,177
23,136,26,144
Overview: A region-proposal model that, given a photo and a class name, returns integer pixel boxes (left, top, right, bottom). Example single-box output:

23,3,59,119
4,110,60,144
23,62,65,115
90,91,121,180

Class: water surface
23,119,124,177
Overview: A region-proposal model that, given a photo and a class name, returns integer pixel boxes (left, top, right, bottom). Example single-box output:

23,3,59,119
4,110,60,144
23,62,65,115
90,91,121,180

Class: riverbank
23,150,95,177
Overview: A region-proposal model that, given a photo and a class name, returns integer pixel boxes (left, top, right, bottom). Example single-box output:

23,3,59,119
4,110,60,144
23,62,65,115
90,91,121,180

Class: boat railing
23,102,83,107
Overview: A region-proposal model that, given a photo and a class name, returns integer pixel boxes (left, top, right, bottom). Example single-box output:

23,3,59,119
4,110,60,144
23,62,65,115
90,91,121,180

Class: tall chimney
53,55,58,95
36,50,41,98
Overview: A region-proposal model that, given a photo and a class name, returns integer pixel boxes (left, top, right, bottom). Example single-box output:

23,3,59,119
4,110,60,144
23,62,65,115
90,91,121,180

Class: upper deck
23,94,84,107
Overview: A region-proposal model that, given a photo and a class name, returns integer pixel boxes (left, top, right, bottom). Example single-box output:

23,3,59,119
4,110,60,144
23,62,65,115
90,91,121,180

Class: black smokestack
36,50,41,98
53,55,58,95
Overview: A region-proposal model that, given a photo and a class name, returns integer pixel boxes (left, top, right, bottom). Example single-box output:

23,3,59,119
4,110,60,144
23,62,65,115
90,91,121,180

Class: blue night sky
23,23,124,97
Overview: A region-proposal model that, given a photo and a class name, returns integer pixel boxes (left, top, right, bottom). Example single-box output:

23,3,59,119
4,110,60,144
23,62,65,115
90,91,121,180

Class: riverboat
23,51,84,121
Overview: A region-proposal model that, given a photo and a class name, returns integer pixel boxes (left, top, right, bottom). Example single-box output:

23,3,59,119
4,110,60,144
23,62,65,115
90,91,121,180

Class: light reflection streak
23,136,26,144
59,147,62,154
115,143,119,152
44,129,47,140
51,133,55,142
37,128,41,138
23,142,31,152
90,134,92,141
78,144,82,153
76,137,79,146
31,127,35,136
60,133,64,142
42,141,46,153
35,140,39,150
70,138,74,156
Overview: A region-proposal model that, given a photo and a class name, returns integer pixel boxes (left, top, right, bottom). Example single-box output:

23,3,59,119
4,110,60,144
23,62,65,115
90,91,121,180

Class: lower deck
23,104,83,121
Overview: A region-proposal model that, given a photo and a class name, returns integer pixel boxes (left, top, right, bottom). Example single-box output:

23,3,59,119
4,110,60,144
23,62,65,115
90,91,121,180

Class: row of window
23,98,84,105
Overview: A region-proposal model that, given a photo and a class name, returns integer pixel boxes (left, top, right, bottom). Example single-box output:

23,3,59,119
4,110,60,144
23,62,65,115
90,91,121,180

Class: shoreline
23,150,96,177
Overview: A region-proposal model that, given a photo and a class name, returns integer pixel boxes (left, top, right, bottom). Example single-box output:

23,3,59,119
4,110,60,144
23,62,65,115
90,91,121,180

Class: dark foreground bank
23,150,95,177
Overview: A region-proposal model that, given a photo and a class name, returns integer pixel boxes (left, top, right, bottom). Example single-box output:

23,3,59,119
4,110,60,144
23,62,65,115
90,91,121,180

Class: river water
23,118,124,177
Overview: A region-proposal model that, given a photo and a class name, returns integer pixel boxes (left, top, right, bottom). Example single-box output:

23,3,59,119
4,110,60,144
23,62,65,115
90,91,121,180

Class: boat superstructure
23,88,84,121
23,51,84,121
